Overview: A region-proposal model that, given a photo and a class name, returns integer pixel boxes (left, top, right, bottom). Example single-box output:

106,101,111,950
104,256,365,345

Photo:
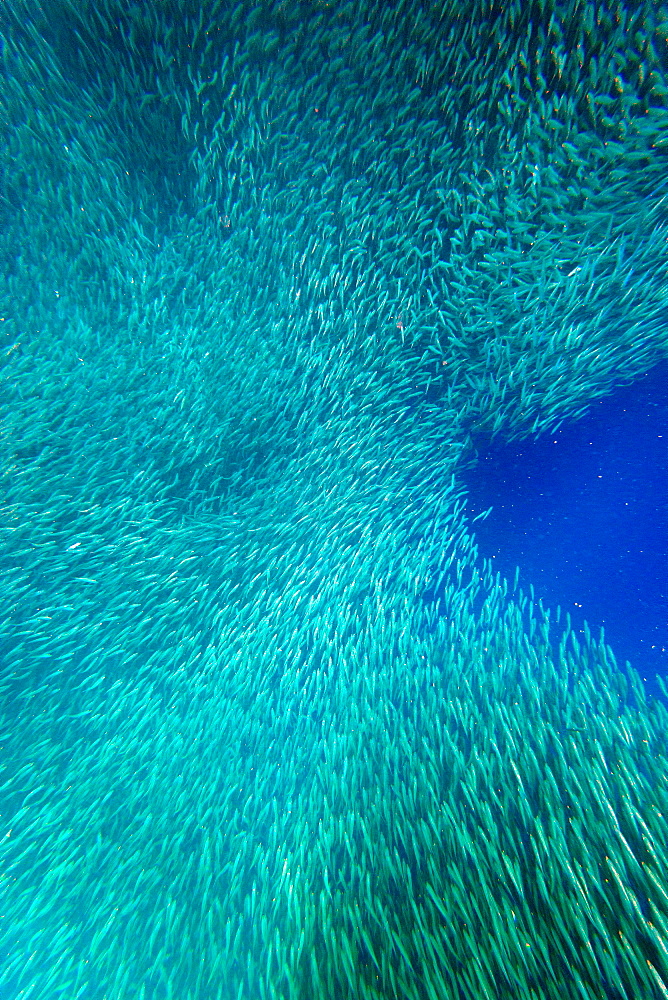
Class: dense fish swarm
1,0,668,997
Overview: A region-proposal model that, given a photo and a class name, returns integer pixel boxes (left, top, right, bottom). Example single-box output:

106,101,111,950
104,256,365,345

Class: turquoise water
2,2,668,998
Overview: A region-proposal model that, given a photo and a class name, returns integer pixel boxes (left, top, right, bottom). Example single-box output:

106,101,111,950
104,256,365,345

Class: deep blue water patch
464,361,668,698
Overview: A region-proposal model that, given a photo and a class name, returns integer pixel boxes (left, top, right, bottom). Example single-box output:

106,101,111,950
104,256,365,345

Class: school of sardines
1,0,668,997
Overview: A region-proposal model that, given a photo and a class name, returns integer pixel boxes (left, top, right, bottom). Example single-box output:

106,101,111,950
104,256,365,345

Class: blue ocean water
465,360,668,700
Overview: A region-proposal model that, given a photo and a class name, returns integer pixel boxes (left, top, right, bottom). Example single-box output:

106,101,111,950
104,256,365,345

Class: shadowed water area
1,1,668,998
466,360,668,700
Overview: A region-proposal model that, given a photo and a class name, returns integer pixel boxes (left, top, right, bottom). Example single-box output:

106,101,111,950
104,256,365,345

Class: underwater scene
1,1,667,998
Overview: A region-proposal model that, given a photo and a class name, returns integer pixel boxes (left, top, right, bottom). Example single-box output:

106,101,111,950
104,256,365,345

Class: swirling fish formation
1,0,668,998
